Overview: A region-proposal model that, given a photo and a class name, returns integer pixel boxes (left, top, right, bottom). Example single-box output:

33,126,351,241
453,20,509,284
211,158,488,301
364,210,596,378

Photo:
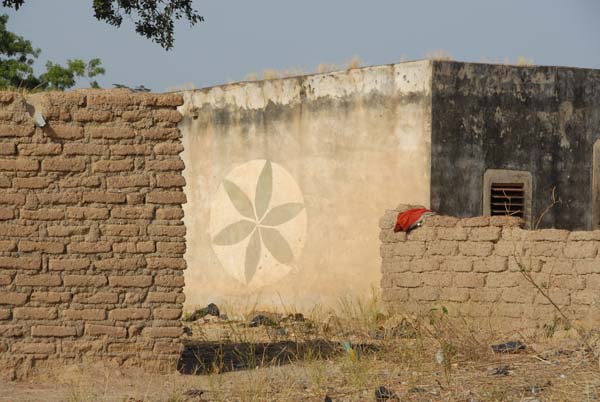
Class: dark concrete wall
430,61,600,230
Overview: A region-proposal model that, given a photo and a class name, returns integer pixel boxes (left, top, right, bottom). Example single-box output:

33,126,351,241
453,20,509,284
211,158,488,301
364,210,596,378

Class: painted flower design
212,160,305,284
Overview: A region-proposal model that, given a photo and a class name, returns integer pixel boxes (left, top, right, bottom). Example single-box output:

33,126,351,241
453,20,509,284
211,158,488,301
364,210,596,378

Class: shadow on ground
177,339,377,374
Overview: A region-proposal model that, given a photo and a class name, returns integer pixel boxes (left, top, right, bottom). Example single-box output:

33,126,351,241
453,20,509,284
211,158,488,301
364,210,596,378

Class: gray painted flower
212,160,305,284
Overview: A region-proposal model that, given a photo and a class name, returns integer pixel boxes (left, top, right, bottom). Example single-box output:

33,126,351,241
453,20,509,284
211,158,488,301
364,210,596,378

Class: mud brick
47,124,84,139
82,192,126,204
140,128,180,140
31,325,77,337
110,144,152,155
108,308,150,321
18,240,64,254
92,159,134,172
141,326,183,338
94,257,145,270
68,241,112,253
111,206,154,219
154,275,184,287
21,208,64,220
147,224,186,237
0,292,28,305
14,307,57,319
66,207,109,220
63,275,107,287
47,226,89,237
14,177,53,189
63,309,106,320
0,256,41,270
15,274,62,286
18,143,62,155
87,126,135,139
106,175,150,188
0,193,25,205
30,292,71,304
109,275,153,288
153,109,183,123
72,292,119,304
146,292,185,303
156,208,184,220
145,159,185,171
156,242,186,254
146,257,186,270
153,143,184,155
0,207,13,220
0,159,38,171
12,342,55,354
85,324,127,338
0,124,34,137
153,308,182,320
62,143,106,155
146,191,186,204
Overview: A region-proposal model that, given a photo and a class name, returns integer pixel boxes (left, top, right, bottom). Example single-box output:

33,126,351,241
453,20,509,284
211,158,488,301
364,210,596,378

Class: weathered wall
0,90,186,378
180,61,433,307
380,206,600,330
430,61,600,230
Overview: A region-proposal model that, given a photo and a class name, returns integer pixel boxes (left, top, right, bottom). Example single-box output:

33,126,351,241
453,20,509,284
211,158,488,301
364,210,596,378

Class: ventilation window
490,183,525,218
483,169,532,227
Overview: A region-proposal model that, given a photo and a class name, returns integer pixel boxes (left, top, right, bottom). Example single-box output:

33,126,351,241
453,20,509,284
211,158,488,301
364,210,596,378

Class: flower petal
245,229,261,284
223,179,255,219
261,203,304,226
212,220,255,246
260,227,293,264
254,160,272,220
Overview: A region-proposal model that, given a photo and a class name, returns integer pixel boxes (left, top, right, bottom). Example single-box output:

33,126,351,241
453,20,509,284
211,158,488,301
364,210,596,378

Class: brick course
380,205,600,329
0,90,186,378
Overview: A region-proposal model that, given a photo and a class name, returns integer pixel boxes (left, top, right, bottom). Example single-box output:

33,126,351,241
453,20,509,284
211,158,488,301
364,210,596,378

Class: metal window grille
490,183,525,218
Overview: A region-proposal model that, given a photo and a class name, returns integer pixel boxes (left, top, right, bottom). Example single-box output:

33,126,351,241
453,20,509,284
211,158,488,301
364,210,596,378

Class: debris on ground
324,395,333,402
248,313,278,327
183,303,221,322
375,385,398,401
487,365,511,376
492,340,526,354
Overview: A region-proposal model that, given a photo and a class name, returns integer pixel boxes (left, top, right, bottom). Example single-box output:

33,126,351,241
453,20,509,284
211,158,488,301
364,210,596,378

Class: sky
6,0,600,92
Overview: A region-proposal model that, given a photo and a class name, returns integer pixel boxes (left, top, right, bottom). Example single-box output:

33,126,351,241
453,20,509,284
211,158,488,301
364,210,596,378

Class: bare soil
1,310,599,402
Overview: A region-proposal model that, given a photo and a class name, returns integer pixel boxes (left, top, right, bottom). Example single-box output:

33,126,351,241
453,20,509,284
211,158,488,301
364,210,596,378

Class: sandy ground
1,312,599,401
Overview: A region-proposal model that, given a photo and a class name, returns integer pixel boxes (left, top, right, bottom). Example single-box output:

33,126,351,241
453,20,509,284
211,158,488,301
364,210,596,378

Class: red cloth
394,208,433,232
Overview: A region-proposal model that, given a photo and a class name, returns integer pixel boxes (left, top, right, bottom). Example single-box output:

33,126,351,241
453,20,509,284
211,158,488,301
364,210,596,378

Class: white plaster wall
179,60,433,309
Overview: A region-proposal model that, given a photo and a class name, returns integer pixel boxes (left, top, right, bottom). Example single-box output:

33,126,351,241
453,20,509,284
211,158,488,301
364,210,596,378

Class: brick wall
380,205,600,330
0,90,186,378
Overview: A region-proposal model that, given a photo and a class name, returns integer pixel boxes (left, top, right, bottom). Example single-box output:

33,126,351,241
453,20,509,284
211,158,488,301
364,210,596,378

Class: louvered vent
490,183,525,218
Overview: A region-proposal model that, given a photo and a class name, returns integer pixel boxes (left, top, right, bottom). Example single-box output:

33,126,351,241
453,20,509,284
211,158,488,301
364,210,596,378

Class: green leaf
212,220,255,246
223,179,255,219
245,229,261,284
260,227,293,264
254,160,272,220
261,203,304,226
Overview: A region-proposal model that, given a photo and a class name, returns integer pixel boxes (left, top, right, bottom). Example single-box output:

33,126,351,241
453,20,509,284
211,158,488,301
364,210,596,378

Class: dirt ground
1,306,599,402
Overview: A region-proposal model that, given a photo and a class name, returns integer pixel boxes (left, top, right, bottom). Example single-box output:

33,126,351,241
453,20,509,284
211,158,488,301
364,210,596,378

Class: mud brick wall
0,90,186,378
380,206,600,330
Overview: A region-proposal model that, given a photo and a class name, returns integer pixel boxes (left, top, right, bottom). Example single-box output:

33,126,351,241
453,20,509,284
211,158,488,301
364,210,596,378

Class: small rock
491,341,526,354
249,314,277,327
324,395,333,402
183,303,220,322
488,365,511,376
183,388,205,397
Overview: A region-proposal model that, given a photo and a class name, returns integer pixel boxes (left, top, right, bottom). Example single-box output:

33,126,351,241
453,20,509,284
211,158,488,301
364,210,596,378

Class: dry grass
425,50,454,61
2,294,600,401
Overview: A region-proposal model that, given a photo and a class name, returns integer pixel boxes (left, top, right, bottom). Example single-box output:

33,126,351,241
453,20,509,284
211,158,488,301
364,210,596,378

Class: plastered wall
179,60,433,308
0,90,187,378
380,206,600,330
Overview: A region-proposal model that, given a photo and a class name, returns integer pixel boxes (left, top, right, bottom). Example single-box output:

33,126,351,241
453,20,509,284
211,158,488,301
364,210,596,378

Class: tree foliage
3,0,203,50
0,14,105,90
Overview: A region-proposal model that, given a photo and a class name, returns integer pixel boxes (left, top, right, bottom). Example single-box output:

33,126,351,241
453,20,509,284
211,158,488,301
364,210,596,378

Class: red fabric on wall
394,208,433,232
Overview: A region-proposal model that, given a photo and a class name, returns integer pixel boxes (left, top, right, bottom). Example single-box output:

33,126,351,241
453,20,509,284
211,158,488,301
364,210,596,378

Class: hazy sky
6,1,600,92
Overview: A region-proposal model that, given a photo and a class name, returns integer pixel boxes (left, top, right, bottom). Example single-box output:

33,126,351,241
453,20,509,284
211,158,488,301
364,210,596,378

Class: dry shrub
345,55,363,70
516,56,535,66
425,49,454,61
